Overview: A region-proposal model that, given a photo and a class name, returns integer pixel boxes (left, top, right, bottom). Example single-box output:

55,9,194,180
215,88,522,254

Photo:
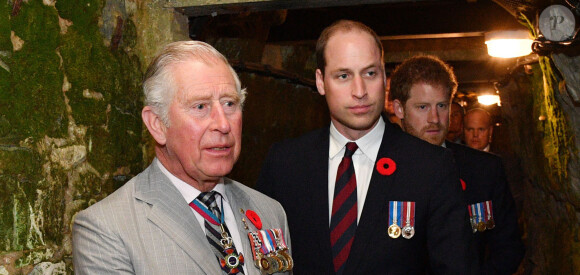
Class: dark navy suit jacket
257,121,472,274
445,141,524,275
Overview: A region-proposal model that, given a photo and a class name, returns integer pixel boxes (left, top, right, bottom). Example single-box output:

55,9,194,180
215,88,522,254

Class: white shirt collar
483,144,491,152
155,158,226,204
329,117,385,161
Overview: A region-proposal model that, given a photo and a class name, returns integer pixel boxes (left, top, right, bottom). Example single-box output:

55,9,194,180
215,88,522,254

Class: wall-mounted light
485,30,533,58
478,94,501,106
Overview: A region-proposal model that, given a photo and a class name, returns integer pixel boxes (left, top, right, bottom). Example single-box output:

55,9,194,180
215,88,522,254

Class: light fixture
478,94,501,106
485,30,533,58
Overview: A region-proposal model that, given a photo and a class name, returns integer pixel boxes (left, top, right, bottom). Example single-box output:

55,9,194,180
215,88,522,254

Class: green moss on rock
0,0,10,50
55,0,102,30
6,2,67,139
537,57,570,181
8,47,67,139
10,1,60,51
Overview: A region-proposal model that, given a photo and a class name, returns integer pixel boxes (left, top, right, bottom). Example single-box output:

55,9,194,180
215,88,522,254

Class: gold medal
402,225,415,239
486,219,495,230
269,256,280,274
388,224,401,238
279,249,293,271
272,254,284,273
259,257,272,274
276,253,288,272
477,221,486,232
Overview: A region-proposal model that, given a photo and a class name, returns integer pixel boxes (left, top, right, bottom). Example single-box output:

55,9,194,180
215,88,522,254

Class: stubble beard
403,120,446,146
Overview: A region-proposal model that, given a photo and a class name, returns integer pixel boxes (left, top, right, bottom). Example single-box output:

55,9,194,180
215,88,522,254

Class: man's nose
428,108,440,124
211,103,231,133
352,76,367,99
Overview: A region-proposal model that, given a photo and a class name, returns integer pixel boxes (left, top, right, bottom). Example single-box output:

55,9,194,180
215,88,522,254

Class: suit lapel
309,129,334,266
223,180,257,274
344,122,402,273
134,162,220,273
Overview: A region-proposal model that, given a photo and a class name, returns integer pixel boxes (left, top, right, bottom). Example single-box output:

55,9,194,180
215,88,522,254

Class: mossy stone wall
0,0,187,273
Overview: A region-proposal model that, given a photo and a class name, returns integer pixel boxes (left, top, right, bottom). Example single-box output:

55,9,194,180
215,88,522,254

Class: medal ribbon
248,232,262,261
273,229,287,249
467,204,473,219
189,197,224,226
260,230,277,254
257,231,269,255
389,201,402,226
405,201,415,227
248,229,287,260
266,230,278,251
476,202,483,224
485,200,493,221
402,201,407,226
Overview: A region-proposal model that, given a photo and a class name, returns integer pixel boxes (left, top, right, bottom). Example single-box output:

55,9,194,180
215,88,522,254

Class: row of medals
471,215,495,233
249,232,293,274
388,222,415,239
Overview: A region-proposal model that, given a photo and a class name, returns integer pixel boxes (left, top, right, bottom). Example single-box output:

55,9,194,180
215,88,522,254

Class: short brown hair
389,55,457,105
316,20,384,74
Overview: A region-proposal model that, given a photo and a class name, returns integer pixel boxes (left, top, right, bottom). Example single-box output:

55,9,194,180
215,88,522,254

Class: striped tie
330,142,358,274
194,191,244,274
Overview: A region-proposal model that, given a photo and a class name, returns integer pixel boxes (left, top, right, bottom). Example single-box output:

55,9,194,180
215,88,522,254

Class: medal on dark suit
476,202,486,232
484,200,495,230
468,204,477,233
401,201,416,239
388,201,402,238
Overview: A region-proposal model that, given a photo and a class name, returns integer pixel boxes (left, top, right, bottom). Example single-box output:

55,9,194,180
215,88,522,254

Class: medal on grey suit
244,210,293,274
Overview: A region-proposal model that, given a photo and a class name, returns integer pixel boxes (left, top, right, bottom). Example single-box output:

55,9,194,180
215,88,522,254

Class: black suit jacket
257,121,472,274
445,141,524,275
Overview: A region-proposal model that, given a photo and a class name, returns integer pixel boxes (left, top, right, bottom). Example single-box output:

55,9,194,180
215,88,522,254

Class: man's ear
316,69,326,96
393,99,405,120
142,106,167,146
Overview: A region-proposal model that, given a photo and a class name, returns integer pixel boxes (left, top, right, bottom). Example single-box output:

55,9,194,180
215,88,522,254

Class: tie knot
197,191,219,210
344,142,358,158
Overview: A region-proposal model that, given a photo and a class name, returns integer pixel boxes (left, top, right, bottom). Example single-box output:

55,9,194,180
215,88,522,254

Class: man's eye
194,104,205,110
366,71,376,77
224,101,238,108
337,73,348,80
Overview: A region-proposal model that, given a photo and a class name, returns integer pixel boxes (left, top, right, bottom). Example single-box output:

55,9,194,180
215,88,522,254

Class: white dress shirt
328,117,385,224
156,158,248,274
483,144,491,152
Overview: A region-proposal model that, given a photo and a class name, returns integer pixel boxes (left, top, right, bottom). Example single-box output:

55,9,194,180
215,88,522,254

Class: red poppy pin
376,157,396,176
245,210,262,230
460,179,466,191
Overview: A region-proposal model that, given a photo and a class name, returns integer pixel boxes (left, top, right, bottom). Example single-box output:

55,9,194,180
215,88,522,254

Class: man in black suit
257,20,471,274
390,55,524,274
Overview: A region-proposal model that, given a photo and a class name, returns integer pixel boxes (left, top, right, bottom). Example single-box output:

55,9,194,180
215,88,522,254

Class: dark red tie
330,142,358,274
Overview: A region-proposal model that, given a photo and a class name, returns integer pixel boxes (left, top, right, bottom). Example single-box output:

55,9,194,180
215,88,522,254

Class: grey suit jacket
73,160,291,274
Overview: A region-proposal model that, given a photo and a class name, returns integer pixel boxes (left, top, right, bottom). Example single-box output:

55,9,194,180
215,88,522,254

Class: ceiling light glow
478,95,501,106
485,30,533,58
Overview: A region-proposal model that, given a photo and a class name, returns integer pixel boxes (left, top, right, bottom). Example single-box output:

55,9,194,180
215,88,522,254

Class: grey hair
142,41,246,126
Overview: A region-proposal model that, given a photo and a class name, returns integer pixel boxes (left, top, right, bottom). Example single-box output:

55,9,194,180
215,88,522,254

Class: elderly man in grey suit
73,41,292,274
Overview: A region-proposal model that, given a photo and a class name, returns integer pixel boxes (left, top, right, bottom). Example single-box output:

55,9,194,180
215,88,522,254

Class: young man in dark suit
390,55,524,274
257,20,471,274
